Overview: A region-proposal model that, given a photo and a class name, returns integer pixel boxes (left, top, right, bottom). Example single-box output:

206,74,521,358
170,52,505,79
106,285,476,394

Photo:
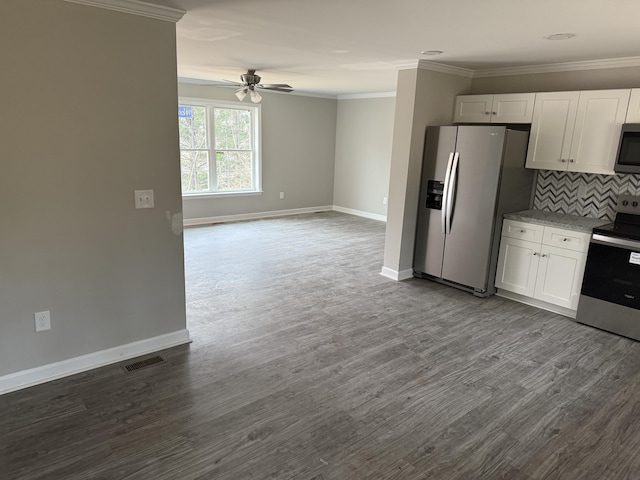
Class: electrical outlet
134,190,154,209
35,310,51,332
383,196,388,205
279,192,285,199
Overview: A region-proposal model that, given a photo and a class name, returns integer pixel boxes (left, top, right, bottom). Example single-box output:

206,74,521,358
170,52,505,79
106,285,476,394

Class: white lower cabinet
495,237,539,297
532,245,586,309
495,220,589,313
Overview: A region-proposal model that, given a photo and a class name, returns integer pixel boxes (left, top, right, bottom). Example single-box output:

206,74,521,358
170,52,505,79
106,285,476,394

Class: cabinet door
626,89,640,123
453,95,493,123
495,237,540,297
568,89,631,174
525,92,579,171
492,93,536,123
534,246,586,310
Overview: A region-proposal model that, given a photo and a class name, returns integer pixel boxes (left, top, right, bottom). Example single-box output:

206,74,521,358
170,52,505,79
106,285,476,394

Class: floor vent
122,355,165,372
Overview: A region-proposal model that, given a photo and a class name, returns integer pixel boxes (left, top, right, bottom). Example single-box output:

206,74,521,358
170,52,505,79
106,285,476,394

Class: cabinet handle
485,111,491,115
520,229,525,233
492,111,497,115
533,252,538,256
541,253,547,258
562,238,568,242
569,159,575,163
560,158,567,163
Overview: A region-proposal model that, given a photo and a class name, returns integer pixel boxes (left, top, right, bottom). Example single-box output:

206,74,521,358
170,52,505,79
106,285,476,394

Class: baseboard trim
183,206,334,227
496,290,576,318
0,329,191,395
380,267,414,281
183,205,387,226
332,205,387,222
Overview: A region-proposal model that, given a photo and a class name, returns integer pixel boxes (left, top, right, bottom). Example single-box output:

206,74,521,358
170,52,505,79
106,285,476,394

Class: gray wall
178,84,337,221
333,97,396,217
471,66,640,94
383,68,472,275
0,0,186,376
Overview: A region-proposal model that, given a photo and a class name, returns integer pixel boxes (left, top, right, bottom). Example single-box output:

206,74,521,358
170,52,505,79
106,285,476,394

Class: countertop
503,210,610,233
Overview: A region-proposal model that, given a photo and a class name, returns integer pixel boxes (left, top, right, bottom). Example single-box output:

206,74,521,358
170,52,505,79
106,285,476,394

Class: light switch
134,190,154,209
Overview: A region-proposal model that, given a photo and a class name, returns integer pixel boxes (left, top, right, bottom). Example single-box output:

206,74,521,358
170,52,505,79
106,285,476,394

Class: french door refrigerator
413,125,533,296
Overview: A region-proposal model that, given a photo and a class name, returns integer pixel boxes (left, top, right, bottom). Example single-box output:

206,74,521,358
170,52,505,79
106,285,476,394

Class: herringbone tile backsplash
533,170,640,221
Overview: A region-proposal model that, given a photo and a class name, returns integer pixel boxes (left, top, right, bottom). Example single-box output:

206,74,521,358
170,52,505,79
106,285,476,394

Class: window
178,99,261,195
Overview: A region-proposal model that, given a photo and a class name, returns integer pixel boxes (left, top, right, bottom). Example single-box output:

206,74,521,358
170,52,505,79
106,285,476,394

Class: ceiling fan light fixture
227,70,292,102
250,90,262,103
235,88,248,101
420,50,443,56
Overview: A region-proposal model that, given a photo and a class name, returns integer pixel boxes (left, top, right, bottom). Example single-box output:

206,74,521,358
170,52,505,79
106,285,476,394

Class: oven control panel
617,194,640,215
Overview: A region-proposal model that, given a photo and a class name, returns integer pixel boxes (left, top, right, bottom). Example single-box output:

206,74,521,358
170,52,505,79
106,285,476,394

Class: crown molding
472,56,640,78
393,59,474,78
419,60,474,78
392,59,421,70
64,0,185,22
338,92,396,100
393,56,640,80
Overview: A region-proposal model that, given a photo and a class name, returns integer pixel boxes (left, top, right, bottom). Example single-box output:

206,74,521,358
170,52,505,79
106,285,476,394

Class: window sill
182,191,263,200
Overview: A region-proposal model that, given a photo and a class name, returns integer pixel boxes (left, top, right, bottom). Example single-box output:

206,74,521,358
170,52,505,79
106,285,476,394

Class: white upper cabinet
569,90,630,174
454,93,535,124
454,95,493,123
526,89,631,174
525,92,579,171
626,89,640,123
492,94,536,123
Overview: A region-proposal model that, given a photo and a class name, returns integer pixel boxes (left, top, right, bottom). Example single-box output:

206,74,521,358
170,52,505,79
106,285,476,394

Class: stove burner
593,222,640,242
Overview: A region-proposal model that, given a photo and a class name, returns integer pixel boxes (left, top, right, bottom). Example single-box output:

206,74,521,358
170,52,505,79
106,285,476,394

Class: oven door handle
592,234,640,250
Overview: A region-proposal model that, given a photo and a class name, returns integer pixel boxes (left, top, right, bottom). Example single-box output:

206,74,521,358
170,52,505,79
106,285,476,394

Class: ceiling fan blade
219,79,245,87
258,84,293,92
259,83,293,89
188,80,244,88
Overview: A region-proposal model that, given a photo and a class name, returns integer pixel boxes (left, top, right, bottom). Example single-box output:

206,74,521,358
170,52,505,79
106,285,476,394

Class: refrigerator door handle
446,152,460,234
441,152,454,234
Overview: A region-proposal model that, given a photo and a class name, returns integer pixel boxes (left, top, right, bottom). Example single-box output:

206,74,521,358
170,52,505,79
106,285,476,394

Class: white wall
333,96,396,218
178,84,338,222
0,1,187,378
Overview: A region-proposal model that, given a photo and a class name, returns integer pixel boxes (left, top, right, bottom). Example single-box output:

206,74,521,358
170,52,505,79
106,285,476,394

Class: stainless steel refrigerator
414,125,534,296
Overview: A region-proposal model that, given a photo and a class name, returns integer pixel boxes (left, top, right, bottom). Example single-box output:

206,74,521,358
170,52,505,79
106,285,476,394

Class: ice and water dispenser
425,180,444,210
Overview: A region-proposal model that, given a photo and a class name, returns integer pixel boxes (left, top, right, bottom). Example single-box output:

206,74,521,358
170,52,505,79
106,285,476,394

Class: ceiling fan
222,69,293,103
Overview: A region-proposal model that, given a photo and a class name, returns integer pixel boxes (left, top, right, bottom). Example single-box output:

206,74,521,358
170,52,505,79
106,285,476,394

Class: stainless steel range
576,194,640,341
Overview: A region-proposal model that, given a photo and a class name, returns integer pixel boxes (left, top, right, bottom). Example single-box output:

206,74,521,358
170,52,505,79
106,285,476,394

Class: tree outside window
178,101,260,195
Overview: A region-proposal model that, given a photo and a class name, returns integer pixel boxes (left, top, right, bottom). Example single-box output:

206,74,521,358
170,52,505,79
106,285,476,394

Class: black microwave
615,124,640,174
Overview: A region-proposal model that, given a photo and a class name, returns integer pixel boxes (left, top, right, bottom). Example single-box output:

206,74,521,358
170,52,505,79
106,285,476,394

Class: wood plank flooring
3,211,640,479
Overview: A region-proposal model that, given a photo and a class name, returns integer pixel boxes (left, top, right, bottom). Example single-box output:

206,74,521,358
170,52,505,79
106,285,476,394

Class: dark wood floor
3,212,640,479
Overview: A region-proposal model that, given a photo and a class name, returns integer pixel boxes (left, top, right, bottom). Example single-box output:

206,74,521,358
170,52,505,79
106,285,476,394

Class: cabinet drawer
542,226,590,253
502,219,544,243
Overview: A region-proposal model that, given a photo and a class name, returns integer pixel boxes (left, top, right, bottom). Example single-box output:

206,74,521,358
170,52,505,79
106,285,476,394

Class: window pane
181,150,209,192
214,108,252,150
179,105,207,149
216,151,253,191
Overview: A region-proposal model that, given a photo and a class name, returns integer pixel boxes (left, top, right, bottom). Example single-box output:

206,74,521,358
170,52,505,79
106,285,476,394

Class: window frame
178,97,262,198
